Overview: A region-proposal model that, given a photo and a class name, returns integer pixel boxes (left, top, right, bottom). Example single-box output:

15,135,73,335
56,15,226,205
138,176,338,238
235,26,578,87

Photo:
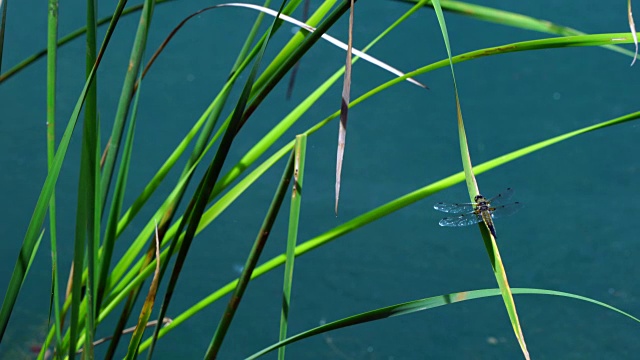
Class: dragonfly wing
433,202,474,214
490,202,523,219
488,188,515,207
439,213,483,227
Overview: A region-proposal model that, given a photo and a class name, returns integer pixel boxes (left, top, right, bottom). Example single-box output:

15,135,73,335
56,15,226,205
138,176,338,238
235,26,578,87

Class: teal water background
2,0,640,358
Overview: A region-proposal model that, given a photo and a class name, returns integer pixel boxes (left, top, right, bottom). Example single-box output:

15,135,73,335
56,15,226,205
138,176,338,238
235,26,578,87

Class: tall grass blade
205,150,295,359
278,135,306,360
100,0,155,209
629,0,638,65
197,3,423,88
335,0,355,215
45,0,63,355
76,0,100,356
100,74,144,359
431,0,528,357
98,71,142,311
0,0,124,342
124,223,162,360
247,288,640,359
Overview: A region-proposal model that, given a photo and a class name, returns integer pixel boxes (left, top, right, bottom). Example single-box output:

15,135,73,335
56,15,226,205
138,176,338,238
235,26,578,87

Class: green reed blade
278,134,307,360
205,150,295,359
247,288,640,359
401,0,635,58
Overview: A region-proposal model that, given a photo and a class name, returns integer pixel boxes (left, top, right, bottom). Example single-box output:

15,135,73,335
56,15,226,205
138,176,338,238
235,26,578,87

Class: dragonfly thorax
473,195,490,212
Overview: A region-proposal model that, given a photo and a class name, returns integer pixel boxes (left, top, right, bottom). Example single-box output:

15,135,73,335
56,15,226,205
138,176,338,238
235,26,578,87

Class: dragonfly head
474,194,485,203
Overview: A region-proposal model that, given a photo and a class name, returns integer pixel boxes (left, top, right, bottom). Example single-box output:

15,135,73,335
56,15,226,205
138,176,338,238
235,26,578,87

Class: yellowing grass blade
431,0,529,357
124,222,162,360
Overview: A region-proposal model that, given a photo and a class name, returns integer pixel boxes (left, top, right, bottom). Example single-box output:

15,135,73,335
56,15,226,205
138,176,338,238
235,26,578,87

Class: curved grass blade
137,109,640,346
220,2,424,88
278,134,307,359
629,0,638,65
401,0,636,58
335,0,355,215
205,150,295,359
246,288,640,359
0,0,175,83
431,1,527,357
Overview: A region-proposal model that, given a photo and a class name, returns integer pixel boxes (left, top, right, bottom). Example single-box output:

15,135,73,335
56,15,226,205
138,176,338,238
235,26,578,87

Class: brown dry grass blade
124,222,163,359
335,0,355,215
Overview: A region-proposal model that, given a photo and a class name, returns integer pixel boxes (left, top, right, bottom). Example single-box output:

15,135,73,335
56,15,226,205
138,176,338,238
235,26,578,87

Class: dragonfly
433,188,522,238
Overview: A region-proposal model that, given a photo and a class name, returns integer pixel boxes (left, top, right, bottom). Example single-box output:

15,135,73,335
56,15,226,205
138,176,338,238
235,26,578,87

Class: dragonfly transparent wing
438,213,483,227
433,202,474,214
488,188,515,207
490,202,523,219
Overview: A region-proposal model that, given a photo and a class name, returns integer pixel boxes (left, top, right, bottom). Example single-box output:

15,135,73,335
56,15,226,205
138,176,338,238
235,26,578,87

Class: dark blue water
2,0,640,359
